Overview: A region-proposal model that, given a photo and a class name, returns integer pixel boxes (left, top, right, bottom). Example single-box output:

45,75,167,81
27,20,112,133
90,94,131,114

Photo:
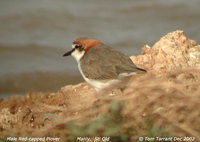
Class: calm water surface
0,0,199,95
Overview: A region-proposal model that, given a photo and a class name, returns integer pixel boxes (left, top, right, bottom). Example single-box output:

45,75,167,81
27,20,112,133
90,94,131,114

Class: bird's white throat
71,44,85,62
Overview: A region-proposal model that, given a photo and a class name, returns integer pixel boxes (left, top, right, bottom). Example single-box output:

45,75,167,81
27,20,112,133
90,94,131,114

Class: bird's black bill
63,48,75,56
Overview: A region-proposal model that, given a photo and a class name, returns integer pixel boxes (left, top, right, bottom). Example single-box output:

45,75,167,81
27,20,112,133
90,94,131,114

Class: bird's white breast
78,63,119,91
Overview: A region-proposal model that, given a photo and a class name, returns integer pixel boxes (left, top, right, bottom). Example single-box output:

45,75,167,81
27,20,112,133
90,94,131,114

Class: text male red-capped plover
63,37,146,91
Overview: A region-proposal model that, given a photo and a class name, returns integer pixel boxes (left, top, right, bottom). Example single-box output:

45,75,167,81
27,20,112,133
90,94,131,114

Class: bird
63,37,146,91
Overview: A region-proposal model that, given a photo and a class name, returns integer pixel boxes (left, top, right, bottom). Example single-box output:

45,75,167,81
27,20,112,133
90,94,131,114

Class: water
0,0,200,95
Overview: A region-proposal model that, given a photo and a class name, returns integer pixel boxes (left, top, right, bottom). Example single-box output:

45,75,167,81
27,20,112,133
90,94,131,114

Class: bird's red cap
73,37,103,52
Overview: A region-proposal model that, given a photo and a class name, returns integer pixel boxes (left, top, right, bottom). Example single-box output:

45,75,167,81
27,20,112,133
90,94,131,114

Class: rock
59,82,97,109
131,30,200,76
0,30,200,140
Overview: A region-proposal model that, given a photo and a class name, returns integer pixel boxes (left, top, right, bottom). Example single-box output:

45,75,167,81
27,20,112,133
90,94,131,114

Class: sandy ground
0,31,200,142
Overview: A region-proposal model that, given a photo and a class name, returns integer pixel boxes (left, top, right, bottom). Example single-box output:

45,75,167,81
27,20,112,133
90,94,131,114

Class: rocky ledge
0,31,200,141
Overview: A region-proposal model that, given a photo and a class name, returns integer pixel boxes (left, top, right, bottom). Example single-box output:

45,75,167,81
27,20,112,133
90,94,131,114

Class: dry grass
0,69,200,142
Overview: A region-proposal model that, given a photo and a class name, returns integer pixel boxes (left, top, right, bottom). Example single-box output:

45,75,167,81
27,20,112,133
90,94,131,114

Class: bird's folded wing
80,44,145,80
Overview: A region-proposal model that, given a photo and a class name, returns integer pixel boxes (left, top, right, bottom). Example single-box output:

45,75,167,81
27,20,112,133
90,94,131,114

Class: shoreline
0,72,83,96
0,30,200,141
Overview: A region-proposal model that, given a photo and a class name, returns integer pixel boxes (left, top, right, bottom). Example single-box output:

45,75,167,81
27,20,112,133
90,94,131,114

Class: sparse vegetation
1,31,200,142
0,69,200,142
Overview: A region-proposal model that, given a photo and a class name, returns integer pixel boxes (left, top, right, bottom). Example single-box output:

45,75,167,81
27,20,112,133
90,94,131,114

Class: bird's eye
75,44,83,51
75,44,81,48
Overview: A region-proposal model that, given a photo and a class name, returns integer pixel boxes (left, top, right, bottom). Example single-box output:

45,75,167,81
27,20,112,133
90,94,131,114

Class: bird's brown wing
80,44,146,80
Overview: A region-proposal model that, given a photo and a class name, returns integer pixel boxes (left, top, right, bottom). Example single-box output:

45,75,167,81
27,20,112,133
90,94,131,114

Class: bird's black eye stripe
75,44,81,48
75,44,83,51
